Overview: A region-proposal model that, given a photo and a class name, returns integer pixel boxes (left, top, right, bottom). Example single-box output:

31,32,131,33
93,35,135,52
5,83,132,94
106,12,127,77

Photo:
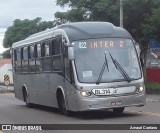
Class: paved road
0,93,160,133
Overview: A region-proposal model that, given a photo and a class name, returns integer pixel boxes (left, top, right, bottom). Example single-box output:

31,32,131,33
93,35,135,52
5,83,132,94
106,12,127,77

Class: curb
0,86,14,93
147,99,160,102
146,88,160,94
0,90,14,93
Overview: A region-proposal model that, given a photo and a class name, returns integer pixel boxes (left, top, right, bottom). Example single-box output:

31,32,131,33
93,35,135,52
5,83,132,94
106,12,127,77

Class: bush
145,82,160,89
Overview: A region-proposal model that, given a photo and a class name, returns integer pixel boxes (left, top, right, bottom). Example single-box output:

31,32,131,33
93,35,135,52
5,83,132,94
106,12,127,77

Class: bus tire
113,107,124,113
57,93,70,116
24,90,32,108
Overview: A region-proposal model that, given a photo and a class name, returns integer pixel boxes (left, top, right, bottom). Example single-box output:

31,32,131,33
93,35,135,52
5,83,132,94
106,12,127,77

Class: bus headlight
135,87,144,93
80,91,91,97
139,87,144,92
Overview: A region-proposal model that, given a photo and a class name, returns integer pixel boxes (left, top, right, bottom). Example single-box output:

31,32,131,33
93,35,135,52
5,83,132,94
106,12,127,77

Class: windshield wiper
96,52,109,85
109,52,131,82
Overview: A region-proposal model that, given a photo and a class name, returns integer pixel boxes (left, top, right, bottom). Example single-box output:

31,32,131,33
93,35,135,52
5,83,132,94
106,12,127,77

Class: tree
55,0,160,42
55,0,160,79
2,49,11,58
55,0,160,62
55,0,120,25
142,8,160,41
3,17,54,49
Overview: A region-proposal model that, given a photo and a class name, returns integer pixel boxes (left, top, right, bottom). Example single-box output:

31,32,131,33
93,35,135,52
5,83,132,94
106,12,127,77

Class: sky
0,0,68,53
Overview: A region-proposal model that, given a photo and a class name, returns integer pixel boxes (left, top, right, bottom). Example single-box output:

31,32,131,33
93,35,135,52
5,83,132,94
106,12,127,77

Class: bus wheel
24,90,32,108
113,107,124,113
58,94,70,116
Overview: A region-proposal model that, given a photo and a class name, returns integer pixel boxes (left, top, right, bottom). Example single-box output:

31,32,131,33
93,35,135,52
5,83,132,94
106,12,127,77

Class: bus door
64,45,77,110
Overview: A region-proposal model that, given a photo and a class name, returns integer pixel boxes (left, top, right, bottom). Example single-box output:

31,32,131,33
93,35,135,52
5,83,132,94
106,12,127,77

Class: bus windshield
73,38,141,83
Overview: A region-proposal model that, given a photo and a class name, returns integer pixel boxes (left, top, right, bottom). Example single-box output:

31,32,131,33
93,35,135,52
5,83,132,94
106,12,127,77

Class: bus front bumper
73,93,146,112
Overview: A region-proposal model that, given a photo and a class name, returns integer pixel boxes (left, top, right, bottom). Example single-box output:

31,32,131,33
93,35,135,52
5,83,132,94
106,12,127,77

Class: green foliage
55,0,160,73
55,0,120,25
3,17,54,48
142,8,160,41
55,0,160,43
145,82,160,89
2,49,11,58
54,9,87,25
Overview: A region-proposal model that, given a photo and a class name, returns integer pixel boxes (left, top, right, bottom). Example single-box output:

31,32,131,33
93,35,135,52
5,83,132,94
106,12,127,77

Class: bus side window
64,45,75,83
29,45,35,59
23,47,28,60
55,37,62,55
51,39,55,55
22,46,29,73
43,40,52,72
52,36,63,72
29,45,36,73
41,41,50,57
44,42,50,57
64,46,71,80
14,49,17,72
13,49,17,69
35,43,42,73
14,49,17,61
37,43,41,58
41,42,45,57
15,48,22,74
48,39,53,56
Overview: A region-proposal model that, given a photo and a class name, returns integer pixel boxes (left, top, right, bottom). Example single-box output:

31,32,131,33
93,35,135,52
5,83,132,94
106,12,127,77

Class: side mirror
68,47,74,60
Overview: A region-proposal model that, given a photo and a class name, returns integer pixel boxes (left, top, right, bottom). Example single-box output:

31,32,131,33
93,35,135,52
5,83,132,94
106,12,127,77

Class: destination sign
78,39,126,49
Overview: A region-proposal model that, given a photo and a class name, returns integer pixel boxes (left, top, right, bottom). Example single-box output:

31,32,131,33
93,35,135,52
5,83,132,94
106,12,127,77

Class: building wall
146,68,160,83
146,59,160,68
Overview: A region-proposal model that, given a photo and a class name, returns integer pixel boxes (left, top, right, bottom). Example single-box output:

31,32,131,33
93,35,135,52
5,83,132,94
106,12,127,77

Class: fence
146,68,160,83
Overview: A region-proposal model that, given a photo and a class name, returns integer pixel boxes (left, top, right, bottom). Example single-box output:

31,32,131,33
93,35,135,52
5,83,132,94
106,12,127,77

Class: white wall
0,64,13,84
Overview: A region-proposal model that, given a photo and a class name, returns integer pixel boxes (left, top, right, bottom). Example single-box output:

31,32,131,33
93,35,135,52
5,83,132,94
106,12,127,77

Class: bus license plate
111,101,122,106
92,88,118,96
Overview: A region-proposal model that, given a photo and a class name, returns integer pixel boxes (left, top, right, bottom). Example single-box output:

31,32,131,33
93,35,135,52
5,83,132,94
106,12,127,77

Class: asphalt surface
0,93,160,133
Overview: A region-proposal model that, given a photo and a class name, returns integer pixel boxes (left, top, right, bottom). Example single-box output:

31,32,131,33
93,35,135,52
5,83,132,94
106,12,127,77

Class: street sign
4,74,10,86
4,80,10,86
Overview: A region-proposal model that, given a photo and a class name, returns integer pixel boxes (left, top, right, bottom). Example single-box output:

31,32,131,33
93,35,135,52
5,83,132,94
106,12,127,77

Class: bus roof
58,22,132,42
12,22,132,48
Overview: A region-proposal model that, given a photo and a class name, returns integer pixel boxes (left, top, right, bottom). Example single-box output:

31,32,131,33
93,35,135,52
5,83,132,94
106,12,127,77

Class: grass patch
145,82,160,89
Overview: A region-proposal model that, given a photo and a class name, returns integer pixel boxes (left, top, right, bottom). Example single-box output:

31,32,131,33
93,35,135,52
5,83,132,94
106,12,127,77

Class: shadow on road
72,110,141,120
20,103,141,120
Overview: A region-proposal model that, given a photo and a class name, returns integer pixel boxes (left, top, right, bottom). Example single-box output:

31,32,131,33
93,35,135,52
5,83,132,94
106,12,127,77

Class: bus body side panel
14,74,38,103
13,73,67,108
14,75,24,101
64,80,79,111
36,73,65,108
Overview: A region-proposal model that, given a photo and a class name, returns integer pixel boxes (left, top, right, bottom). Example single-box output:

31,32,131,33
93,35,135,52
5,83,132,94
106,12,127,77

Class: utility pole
120,0,123,28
